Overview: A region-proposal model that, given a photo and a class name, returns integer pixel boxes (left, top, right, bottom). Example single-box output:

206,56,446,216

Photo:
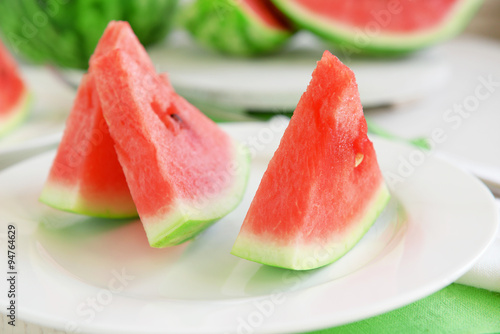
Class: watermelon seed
355,153,364,167
151,100,185,133
170,113,182,123
170,113,187,131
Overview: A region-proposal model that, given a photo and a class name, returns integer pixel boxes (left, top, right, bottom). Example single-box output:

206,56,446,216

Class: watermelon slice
232,51,390,270
91,48,250,247
0,40,30,137
183,0,294,56
39,21,150,218
271,0,482,54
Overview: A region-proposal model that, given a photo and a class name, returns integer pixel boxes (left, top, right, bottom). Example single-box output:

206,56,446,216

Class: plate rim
0,131,62,156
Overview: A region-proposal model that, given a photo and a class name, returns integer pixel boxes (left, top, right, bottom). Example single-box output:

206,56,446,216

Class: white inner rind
273,0,481,50
143,140,251,247
231,182,391,270
0,88,31,137
39,180,138,218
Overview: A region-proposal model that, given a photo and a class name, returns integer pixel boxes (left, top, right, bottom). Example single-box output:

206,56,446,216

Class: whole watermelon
0,0,178,69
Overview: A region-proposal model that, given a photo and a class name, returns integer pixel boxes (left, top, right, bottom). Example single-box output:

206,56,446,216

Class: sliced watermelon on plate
0,40,30,137
40,21,147,218
232,51,390,270
92,48,250,247
271,0,483,54
42,21,250,247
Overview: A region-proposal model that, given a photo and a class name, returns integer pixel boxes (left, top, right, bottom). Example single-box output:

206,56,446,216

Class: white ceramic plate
149,31,450,110
0,123,497,334
0,66,73,168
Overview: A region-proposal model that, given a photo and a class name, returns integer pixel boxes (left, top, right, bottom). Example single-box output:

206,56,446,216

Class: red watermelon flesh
40,21,150,218
0,40,30,136
231,51,390,270
92,49,249,247
271,0,482,53
291,0,458,32
241,0,292,30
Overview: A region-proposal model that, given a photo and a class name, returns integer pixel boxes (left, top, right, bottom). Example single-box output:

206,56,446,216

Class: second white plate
149,31,451,110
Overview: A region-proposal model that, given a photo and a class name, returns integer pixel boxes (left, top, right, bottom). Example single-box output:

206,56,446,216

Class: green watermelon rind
147,141,251,247
0,88,31,138
231,182,391,270
183,0,293,56
271,0,482,54
39,181,139,219
0,0,178,69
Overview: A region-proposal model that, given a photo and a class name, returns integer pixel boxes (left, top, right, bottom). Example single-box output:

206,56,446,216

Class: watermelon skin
183,0,294,56
92,49,250,247
271,0,482,54
0,40,30,137
231,51,390,270
39,22,152,218
0,0,178,69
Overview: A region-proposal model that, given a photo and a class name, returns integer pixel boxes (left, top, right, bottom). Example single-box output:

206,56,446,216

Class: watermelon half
271,0,483,54
91,42,250,247
232,51,390,270
39,21,153,218
0,40,30,137
183,0,294,56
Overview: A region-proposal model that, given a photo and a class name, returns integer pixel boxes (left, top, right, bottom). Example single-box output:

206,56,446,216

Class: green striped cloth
308,284,500,334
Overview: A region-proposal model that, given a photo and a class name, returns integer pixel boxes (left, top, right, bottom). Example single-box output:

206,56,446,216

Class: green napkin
308,284,500,334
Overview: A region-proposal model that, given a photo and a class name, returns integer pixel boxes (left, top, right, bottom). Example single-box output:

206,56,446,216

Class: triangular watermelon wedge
91,48,250,247
232,51,390,270
40,22,146,218
0,40,31,137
